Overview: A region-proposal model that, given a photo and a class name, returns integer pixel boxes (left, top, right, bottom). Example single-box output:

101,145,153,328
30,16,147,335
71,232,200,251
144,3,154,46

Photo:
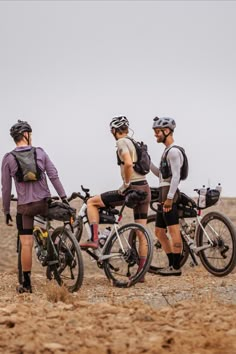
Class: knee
87,195,103,208
21,236,33,248
87,196,97,208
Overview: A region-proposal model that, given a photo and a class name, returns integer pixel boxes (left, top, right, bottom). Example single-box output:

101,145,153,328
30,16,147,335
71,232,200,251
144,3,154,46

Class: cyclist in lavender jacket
1,120,68,293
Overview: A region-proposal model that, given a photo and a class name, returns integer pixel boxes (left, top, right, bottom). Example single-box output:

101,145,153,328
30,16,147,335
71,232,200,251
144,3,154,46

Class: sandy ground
0,198,236,354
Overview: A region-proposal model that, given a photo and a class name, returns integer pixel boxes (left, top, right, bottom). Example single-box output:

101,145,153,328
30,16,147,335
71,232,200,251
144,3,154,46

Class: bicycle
13,196,84,292
65,186,154,288
139,187,236,277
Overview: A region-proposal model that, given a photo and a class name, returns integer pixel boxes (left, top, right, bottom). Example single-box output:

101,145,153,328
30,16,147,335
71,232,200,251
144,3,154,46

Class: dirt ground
0,198,236,354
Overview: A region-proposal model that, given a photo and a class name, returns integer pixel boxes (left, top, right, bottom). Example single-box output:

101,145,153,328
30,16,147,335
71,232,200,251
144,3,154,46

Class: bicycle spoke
47,227,84,292
103,223,153,287
197,212,236,276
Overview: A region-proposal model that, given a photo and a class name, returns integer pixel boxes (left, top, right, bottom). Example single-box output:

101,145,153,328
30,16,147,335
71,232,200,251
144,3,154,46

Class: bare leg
135,219,149,257
155,226,172,254
134,219,148,282
168,224,182,254
87,195,105,224
80,195,105,249
20,235,33,271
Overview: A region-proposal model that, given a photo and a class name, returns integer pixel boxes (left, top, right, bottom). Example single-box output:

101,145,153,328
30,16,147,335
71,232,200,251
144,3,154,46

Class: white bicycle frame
179,213,216,255
77,203,133,261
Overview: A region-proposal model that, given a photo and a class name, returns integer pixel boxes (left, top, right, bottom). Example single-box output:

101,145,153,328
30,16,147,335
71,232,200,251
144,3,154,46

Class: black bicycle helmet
152,117,176,131
10,120,32,139
110,116,129,129
125,190,148,209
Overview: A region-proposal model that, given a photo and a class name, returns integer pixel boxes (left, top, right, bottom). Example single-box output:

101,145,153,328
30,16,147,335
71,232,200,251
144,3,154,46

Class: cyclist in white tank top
80,116,151,282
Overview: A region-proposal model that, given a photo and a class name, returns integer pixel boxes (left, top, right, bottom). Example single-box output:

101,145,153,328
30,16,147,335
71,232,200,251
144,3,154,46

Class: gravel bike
143,187,236,276
67,186,154,288
13,196,84,292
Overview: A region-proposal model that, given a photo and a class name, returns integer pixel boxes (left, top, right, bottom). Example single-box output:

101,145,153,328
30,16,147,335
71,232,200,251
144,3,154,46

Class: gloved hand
118,182,131,195
6,213,13,226
61,197,69,206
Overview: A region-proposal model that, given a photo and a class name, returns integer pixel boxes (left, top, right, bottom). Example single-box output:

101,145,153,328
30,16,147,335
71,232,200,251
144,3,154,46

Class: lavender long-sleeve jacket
1,146,66,214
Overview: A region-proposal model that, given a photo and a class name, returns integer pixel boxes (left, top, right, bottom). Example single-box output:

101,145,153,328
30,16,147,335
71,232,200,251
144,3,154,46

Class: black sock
167,253,173,267
173,253,181,269
23,271,31,287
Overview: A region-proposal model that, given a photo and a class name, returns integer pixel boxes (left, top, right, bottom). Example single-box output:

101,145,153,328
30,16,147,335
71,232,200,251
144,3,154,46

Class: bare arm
121,151,133,184
150,161,159,177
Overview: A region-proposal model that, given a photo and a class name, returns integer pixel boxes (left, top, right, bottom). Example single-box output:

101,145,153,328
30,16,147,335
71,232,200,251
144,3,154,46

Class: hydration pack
160,145,189,181
11,147,42,182
117,137,151,175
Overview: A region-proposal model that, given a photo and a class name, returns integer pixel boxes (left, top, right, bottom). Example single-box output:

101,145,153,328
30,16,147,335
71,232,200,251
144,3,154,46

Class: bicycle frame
77,200,134,262
149,190,221,266
180,213,215,255
33,216,59,266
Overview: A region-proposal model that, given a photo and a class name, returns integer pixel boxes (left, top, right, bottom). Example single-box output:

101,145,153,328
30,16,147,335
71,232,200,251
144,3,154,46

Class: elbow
124,162,133,169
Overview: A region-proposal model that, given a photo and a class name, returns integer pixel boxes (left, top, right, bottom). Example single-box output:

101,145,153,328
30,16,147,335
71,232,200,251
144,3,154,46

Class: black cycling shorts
101,182,151,220
155,203,179,228
16,200,48,235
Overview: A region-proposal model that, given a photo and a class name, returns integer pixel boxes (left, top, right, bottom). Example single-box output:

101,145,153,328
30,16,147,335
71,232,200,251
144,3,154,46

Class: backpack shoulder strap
116,137,136,165
10,149,23,181
165,145,185,157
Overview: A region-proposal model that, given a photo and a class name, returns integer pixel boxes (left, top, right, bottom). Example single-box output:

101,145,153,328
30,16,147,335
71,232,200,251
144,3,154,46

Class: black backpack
11,147,42,182
117,137,151,175
160,145,188,181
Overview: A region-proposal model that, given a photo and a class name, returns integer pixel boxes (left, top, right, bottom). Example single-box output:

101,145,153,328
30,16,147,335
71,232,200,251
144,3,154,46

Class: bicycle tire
146,214,189,273
73,216,83,242
103,223,153,288
196,211,236,276
46,227,84,292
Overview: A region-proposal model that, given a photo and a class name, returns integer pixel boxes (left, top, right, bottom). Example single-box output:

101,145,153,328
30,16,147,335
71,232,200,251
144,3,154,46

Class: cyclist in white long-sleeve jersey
151,117,187,276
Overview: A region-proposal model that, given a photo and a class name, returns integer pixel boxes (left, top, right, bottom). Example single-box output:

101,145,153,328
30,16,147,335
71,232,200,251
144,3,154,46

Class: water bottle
99,227,111,247
198,185,207,208
215,183,222,195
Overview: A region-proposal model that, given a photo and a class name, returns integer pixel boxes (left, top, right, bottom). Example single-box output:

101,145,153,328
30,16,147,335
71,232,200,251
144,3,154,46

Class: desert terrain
0,197,235,354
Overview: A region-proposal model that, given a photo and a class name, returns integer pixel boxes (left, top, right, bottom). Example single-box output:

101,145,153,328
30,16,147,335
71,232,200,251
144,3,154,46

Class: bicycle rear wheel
47,227,84,292
103,223,153,288
196,211,236,276
146,214,189,273
73,216,83,242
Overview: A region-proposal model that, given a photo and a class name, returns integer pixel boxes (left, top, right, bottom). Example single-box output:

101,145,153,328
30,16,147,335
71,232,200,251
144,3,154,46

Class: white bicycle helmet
152,117,176,131
110,116,129,129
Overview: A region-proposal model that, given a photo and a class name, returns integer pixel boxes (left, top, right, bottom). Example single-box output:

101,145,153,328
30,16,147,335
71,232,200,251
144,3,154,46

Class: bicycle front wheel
47,227,84,292
73,216,83,242
103,223,153,288
196,211,236,276
146,214,189,273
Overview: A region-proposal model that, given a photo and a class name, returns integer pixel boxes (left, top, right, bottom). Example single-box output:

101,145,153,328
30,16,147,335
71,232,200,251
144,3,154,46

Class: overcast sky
0,1,236,198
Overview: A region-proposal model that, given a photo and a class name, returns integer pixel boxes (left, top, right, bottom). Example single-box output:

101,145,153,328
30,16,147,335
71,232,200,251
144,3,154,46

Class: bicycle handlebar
68,192,87,202
68,185,91,203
